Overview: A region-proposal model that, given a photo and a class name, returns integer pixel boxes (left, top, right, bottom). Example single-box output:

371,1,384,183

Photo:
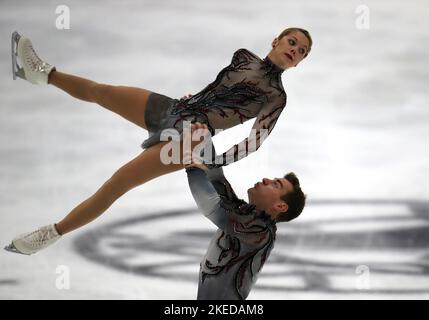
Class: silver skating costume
186,166,277,299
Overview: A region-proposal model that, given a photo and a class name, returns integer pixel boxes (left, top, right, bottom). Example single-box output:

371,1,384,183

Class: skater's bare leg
54,141,184,235
48,70,151,129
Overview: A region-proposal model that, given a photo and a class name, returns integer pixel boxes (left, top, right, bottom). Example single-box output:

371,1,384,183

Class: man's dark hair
276,172,306,222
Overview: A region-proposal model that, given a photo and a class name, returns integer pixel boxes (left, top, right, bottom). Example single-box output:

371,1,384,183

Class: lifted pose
5,28,312,255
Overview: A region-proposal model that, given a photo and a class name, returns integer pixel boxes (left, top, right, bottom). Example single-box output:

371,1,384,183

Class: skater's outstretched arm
208,96,287,168
186,166,228,229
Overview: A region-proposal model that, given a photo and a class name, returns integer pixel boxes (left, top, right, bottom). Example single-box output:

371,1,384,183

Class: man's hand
184,122,210,171
185,162,209,171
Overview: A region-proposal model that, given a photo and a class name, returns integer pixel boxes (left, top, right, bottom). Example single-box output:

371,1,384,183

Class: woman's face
268,30,310,70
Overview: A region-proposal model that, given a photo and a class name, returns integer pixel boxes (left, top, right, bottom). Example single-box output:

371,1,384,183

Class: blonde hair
277,27,312,57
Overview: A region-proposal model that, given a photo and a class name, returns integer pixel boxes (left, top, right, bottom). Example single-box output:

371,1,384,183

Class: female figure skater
5,28,312,255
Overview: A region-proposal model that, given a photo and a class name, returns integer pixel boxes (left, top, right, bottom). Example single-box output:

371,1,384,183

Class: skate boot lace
24,227,56,248
25,43,51,74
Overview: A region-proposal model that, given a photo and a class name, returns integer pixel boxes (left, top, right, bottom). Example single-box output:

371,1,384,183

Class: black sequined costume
142,48,287,168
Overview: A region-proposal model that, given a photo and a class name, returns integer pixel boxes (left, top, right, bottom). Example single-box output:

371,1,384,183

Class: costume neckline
258,210,277,224
235,201,276,225
246,204,276,224
263,55,285,74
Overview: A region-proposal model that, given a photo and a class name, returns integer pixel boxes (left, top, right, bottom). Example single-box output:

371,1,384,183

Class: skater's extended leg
12,32,152,129
12,32,153,129
5,124,205,255
48,70,151,129
54,141,184,235
5,141,185,255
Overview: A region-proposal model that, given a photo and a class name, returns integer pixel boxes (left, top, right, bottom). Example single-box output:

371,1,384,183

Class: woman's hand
180,93,193,100
184,122,210,171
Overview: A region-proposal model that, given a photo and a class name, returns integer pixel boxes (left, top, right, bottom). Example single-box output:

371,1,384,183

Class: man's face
268,30,310,69
247,177,294,217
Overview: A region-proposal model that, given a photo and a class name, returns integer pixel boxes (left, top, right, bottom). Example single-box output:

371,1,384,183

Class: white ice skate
4,224,61,255
11,31,56,84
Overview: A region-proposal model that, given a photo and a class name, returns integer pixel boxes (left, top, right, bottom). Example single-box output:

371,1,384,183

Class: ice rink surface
1,0,429,299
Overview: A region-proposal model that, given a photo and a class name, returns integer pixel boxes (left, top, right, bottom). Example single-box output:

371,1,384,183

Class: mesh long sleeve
207,92,287,168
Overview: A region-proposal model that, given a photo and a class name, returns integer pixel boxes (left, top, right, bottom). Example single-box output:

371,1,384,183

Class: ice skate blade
4,242,28,255
11,31,23,81
15,68,25,79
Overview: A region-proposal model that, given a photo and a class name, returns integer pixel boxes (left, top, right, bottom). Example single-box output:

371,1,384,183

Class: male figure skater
185,124,306,299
